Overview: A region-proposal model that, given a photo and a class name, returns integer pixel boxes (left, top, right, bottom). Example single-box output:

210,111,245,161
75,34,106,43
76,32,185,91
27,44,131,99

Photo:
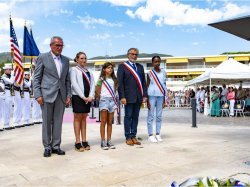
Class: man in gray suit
33,36,71,157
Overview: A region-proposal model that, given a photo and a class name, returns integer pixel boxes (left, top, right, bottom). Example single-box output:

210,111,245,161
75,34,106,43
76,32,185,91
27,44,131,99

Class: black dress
72,72,91,113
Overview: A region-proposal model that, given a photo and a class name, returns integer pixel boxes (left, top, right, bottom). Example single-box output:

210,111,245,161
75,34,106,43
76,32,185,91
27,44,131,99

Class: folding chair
220,100,229,117
234,100,245,117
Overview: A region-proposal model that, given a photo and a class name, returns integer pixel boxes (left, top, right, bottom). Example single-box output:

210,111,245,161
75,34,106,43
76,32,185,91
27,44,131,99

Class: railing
166,65,206,69
89,65,217,71
166,78,185,81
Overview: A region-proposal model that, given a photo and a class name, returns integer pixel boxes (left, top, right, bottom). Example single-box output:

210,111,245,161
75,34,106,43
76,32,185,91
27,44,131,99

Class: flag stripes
10,18,24,85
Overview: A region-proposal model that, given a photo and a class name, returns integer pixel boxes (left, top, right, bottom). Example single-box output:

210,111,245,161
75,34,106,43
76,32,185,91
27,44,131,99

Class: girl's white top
147,69,167,97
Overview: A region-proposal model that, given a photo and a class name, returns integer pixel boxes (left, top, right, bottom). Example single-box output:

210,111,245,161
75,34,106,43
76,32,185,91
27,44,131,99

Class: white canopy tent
187,58,250,86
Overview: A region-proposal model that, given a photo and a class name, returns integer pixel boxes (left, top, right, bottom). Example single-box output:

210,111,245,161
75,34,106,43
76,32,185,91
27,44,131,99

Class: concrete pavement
0,108,249,186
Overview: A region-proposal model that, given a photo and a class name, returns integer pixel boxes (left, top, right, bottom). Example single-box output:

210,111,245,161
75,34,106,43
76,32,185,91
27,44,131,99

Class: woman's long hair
99,62,118,91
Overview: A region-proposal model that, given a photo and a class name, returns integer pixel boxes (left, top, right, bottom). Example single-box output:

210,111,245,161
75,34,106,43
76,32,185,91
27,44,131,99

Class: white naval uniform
1,73,14,128
13,82,23,127
0,78,5,130
31,79,42,123
22,78,32,125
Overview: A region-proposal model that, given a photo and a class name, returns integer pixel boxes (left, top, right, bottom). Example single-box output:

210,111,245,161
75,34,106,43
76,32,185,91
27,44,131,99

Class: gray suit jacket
33,52,71,103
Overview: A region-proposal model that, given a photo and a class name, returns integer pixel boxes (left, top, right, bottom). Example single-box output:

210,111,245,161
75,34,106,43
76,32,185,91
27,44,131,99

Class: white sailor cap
3,64,12,70
24,71,30,75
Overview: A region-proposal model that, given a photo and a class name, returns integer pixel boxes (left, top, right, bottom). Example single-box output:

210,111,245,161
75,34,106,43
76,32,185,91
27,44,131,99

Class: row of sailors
0,64,42,131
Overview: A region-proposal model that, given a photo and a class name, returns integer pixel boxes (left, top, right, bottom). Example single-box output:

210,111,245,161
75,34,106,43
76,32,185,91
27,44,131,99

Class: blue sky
0,0,250,59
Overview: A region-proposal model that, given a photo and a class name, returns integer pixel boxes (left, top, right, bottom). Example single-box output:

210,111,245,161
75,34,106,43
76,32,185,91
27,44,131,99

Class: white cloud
52,9,73,16
0,0,65,30
0,2,11,14
125,9,136,19
192,42,199,46
43,37,51,45
12,17,34,29
0,34,10,52
91,33,111,40
77,15,122,29
114,34,125,38
102,0,146,7
65,44,71,48
222,3,248,19
181,27,199,33
126,0,250,26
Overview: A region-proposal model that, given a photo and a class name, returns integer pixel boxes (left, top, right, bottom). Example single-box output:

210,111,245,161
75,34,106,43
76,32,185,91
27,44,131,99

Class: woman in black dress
70,52,95,151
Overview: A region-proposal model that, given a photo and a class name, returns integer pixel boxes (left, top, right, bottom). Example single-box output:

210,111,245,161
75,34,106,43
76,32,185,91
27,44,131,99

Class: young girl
71,52,95,152
95,62,118,150
146,56,167,143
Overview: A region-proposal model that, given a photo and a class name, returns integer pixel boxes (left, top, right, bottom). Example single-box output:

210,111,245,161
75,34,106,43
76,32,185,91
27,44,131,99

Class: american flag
10,18,24,85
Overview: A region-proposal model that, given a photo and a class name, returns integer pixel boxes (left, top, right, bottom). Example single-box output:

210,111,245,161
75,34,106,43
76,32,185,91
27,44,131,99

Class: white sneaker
148,135,157,143
155,135,163,142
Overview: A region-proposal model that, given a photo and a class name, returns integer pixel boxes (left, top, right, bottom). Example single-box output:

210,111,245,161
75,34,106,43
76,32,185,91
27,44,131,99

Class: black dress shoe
4,127,13,130
52,148,65,155
15,125,22,128
0,129,4,131
43,149,51,157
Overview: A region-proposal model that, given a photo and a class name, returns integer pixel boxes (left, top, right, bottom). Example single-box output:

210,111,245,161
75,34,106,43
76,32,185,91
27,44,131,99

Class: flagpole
29,24,33,76
23,21,26,73
30,58,33,75
9,15,14,70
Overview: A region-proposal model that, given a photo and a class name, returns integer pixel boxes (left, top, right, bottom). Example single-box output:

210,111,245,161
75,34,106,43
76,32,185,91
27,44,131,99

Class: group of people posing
31,36,168,157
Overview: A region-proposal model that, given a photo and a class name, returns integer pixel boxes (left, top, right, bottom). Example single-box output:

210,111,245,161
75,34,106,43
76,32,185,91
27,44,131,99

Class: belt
14,86,20,91
5,84,11,90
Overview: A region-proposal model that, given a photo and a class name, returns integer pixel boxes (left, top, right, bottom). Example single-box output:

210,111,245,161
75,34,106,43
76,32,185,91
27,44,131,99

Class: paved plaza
0,108,250,186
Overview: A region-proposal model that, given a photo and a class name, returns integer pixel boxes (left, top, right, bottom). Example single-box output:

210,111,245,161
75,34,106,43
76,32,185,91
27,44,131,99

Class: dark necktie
132,63,136,71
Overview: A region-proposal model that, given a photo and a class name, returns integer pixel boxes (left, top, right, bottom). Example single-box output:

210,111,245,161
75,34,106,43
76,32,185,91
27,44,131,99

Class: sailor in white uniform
13,75,24,128
1,64,15,130
30,65,42,124
22,71,33,126
0,68,5,131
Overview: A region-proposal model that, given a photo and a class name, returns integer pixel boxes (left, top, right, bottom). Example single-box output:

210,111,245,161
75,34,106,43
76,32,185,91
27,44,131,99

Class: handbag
222,103,229,109
236,104,242,109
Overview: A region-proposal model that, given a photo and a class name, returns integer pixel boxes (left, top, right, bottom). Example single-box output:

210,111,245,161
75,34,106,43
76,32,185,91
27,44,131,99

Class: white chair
220,101,230,117
234,100,245,117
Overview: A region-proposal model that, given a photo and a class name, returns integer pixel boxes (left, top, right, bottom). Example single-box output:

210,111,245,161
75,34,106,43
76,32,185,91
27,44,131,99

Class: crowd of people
167,89,194,107
194,85,250,117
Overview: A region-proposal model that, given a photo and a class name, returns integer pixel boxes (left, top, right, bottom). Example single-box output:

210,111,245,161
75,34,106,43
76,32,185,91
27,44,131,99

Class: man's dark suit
117,61,147,139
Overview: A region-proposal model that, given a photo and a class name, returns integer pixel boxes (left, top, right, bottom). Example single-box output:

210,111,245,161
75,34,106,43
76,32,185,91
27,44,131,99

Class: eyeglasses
54,44,64,48
79,57,87,60
129,53,138,56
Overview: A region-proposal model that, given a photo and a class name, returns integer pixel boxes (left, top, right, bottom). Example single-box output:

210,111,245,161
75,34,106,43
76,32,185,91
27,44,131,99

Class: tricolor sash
149,70,165,96
122,61,143,96
149,69,169,105
101,78,119,114
76,66,91,86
